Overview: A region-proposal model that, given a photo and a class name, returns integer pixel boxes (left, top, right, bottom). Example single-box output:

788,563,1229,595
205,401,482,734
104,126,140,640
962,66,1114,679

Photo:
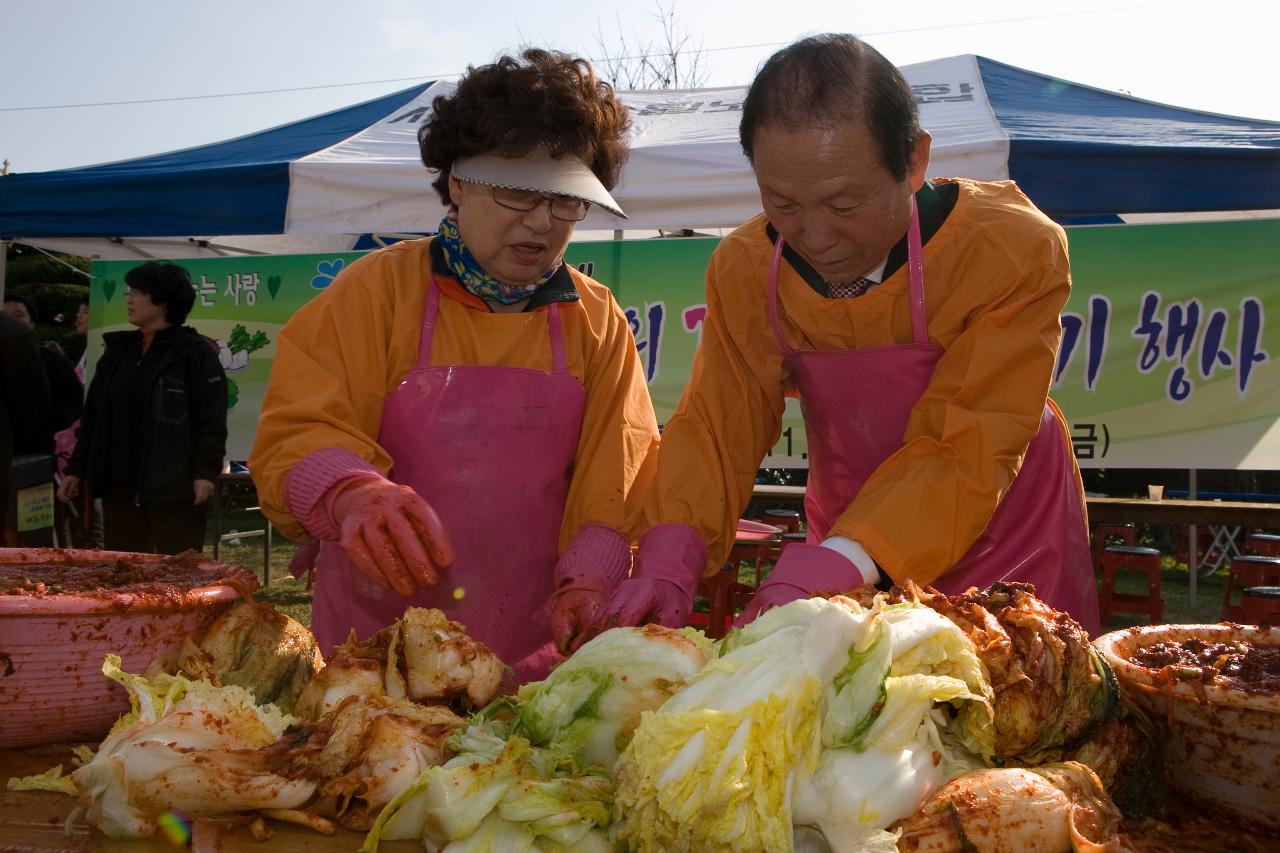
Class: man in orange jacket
582,34,1098,640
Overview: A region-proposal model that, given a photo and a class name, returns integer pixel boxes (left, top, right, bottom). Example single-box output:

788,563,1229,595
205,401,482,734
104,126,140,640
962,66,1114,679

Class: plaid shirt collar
766,179,957,298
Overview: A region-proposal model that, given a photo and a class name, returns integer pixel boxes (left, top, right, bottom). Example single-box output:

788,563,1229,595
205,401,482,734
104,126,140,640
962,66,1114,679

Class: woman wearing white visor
250,50,659,681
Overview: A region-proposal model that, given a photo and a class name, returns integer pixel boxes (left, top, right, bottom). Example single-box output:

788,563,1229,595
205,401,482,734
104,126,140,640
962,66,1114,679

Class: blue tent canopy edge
977,57,1280,216
0,83,428,239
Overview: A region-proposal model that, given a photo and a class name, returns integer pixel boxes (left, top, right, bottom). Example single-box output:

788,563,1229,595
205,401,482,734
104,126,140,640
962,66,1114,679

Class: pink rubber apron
766,201,1099,634
312,276,586,680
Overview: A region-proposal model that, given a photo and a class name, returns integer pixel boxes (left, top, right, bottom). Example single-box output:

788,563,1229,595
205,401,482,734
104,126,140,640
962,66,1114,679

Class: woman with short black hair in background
58,261,228,554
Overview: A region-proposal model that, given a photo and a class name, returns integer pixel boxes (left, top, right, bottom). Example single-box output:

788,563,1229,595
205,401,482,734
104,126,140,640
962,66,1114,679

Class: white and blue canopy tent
2,54,1279,269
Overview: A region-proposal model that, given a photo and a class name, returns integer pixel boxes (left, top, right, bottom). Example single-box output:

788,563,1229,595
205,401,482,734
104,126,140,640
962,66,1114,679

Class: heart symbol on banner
102,279,117,302
267,275,281,300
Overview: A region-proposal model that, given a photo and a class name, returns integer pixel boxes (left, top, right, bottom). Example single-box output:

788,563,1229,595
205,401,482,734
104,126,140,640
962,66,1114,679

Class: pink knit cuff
285,448,382,540
552,523,632,593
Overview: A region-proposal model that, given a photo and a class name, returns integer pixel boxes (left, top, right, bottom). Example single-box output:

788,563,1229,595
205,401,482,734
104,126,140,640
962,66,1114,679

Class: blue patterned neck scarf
436,209,560,305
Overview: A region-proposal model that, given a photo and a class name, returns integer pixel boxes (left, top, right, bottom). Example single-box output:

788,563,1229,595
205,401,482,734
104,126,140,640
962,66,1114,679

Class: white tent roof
4,55,1278,260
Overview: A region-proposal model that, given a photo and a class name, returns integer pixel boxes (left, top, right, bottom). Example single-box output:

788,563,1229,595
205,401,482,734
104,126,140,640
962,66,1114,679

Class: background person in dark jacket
4,294,82,456
58,262,228,554
2,311,51,537
54,293,103,547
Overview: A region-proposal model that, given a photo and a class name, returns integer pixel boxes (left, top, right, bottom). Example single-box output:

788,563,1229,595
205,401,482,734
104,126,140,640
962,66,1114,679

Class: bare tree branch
590,1,709,90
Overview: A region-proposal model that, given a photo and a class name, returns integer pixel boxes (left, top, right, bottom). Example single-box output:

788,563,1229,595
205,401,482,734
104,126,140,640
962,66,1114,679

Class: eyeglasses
477,182,591,222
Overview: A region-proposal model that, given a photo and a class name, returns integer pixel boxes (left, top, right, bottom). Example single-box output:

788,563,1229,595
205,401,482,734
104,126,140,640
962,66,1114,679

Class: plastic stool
1176,525,1224,568
761,508,803,534
1241,586,1280,627
690,568,746,639
1222,555,1280,621
1092,523,1137,571
690,521,782,638
1245,533,1280,558
731,520,784,586
1099,545,1164,624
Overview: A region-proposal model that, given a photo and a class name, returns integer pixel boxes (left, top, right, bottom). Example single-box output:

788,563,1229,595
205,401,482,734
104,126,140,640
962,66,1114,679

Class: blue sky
2,0,1274,174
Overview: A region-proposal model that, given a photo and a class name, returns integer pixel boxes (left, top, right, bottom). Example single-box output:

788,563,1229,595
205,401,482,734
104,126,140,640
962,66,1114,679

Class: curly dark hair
124,261,197,326
419,49,632,206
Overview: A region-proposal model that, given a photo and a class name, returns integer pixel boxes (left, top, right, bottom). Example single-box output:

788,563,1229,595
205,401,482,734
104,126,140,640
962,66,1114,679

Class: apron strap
766,235,794,355
547,302,570,374
418,278,442,370
419,276,570,374
906,195,928,345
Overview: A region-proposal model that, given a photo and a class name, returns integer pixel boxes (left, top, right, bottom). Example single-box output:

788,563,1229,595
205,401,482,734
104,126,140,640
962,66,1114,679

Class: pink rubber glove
574,524,707,650
326,477,454,597
546,523,633,654
733,543,868,628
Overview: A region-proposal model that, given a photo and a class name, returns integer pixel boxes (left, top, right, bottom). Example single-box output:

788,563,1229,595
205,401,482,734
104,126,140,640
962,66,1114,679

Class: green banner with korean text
1052,218,1279,469
88,218,1279,468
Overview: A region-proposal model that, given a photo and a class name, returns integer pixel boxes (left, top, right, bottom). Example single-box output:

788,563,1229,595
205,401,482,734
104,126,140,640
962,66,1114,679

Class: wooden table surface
750,484,806,503
1085,496,1280,528
5,737,1278,850
0,744,419,853
753,486,1280,529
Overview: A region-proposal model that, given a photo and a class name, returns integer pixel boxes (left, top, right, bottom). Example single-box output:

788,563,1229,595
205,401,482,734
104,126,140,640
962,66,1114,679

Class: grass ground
208,509,312,625
211,508,1237,634
1100,558,1229,631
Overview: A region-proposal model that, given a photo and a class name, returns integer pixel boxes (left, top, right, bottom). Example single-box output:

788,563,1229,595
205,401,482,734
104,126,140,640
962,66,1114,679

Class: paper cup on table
1148,485,1165,501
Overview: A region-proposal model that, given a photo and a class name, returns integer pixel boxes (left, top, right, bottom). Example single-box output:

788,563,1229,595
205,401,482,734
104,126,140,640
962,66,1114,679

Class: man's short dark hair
740,34,923,182
3,293,37,322
124,261,197,326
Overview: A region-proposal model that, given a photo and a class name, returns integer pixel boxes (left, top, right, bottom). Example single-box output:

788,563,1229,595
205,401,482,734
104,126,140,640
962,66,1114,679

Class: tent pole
1188,468,1198,608
0,239,8,302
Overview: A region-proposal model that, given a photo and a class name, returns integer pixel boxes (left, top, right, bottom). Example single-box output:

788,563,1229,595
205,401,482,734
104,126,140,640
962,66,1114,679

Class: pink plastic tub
0,548,256,749
1094,624,1280,833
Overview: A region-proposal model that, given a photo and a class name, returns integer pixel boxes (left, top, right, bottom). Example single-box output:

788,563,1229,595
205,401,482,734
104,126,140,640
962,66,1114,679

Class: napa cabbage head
70,656,308,839
613,597,871,853
97,654,294,744
823,601,995,761
178,600,323,714
893,761,1124,851
361,727,615,853
792,746,943,852
362,733,533,850
513,625,712,768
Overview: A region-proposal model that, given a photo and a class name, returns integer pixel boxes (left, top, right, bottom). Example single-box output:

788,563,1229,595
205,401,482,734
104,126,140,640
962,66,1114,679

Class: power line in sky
0,0,1198,112
0,75,443,112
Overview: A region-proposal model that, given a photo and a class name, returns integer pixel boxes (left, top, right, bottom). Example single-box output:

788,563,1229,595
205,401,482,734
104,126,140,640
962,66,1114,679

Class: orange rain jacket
250,238,660,548
642,179,1083,585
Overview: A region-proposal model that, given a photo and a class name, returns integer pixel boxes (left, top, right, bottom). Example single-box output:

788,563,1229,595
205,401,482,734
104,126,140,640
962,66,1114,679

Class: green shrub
4,252,90,286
